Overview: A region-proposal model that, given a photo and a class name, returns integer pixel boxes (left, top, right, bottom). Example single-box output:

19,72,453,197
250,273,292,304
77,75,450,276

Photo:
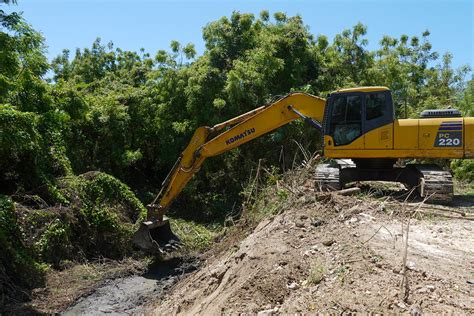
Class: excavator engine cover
132,218,181,254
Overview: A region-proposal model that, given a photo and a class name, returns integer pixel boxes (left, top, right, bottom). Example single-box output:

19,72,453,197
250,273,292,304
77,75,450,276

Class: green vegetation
0,1,472,308
307,264,326,285
0,195,46,301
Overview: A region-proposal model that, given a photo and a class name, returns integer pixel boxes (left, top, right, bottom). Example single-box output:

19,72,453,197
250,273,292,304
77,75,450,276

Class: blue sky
6,0,474,69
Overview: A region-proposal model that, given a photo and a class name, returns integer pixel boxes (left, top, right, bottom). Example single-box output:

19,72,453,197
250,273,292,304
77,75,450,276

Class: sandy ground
148,193,473,315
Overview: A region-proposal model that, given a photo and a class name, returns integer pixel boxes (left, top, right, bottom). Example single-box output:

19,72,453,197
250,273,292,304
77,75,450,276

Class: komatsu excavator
133,86,474,253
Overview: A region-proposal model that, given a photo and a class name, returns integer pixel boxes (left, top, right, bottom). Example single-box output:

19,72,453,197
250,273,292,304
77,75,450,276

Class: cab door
363,90,394,149
324,92,364,150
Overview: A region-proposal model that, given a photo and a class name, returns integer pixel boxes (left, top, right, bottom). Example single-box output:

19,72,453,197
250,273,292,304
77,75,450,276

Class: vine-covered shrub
0,195,45,303
0,106,71,202
58,172,147,259
18,172,147,267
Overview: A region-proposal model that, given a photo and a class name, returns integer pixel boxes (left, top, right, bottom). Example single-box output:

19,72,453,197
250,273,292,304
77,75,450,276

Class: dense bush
0,172,146,303
0,195,45,302
451,160,474,182
31,172,147,264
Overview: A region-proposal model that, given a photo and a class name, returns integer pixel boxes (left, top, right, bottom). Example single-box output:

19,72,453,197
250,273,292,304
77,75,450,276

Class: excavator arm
133,92,326,253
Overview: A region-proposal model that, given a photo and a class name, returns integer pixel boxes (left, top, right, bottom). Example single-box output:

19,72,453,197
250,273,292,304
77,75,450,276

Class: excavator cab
323,87,394,148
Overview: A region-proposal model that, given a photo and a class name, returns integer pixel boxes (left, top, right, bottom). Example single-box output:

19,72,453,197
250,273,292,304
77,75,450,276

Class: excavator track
315,161,454,203
315,160,354,191
315,164,341,191
411,165,454,203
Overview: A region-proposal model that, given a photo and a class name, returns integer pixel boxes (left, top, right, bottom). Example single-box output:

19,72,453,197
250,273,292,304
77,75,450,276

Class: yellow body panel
325,117,469,159
394,119,418,149
364,123,393,149
465,117,474,158
323,134,364,150
419,118,462,150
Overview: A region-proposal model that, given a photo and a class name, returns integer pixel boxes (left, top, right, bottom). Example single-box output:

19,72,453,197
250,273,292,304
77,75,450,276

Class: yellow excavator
133,86,474,253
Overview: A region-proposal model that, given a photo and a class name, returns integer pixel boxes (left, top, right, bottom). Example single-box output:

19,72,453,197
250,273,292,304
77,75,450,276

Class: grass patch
454,179,474,196
170,218,216,252
307,264,326,285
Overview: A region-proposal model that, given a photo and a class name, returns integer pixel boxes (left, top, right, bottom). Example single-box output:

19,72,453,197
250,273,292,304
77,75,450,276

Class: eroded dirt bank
149,194,473,315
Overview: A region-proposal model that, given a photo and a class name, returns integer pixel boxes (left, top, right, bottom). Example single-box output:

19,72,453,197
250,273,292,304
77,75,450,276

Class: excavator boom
133,92,326,253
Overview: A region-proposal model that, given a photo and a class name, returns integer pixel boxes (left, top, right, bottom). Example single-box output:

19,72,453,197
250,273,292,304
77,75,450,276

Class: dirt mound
150,193,473,314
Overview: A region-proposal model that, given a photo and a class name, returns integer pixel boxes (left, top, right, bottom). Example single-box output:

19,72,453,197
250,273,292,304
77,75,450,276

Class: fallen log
336,187,361,196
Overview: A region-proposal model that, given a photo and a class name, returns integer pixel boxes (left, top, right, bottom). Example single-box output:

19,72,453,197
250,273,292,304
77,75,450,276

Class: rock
311,219,325,227
295,221,306,228
257,309,274,316
410,304,422,316
208,277,219,285
303,249,317,257
209,265,227,280
392,267,401,274
406,261,416,270
286,282,299,290
426,284,435,292
323,239,335,246
347,217,358,224
396,301,407,309
300,215,309,220
358,212,375,222
416,287,428,294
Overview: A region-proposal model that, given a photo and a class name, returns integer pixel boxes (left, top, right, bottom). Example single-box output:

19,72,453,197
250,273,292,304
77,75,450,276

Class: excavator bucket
132,218,181,254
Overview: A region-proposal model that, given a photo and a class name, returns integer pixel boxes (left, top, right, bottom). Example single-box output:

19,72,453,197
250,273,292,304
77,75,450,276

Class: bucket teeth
132,218,181,254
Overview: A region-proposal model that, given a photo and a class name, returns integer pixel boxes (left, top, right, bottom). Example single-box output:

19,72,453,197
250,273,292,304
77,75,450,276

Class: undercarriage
315,159,454,202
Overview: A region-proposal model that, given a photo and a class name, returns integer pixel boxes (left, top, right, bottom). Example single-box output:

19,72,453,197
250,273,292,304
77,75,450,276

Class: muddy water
63,257,199,315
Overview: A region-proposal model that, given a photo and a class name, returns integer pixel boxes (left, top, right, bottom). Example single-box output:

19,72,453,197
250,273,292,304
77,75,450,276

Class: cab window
366,92,386,120
330,95,362,146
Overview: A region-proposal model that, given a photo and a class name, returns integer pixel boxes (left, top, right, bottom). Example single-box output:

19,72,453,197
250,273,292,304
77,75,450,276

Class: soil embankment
148,193,473,314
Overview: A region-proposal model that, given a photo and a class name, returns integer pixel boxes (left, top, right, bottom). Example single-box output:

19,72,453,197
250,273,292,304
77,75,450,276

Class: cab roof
331,86,390,94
